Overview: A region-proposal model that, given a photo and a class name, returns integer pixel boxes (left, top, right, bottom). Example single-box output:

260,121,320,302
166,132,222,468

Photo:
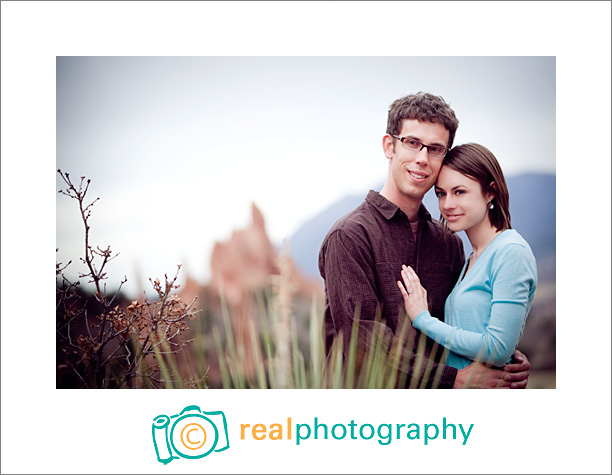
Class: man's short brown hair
386,92,459,148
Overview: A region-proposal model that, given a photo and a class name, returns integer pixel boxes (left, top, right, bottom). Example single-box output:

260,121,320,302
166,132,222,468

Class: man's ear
382,134,395,159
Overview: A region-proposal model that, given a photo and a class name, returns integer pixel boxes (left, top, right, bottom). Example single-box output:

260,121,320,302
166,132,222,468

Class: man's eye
429,146,443,154
407,139,420,147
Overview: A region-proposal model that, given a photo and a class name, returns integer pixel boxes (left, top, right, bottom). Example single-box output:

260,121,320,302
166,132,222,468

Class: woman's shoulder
493,229,533,251
490,230,537,271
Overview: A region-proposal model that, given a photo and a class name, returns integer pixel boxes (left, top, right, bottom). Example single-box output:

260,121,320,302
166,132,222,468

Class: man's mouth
408,171,428,180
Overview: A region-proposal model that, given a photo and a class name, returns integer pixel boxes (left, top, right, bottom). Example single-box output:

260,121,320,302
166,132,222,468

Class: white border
1,2,611,474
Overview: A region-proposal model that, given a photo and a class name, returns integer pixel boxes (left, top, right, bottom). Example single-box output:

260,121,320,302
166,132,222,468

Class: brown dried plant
56,170,202,388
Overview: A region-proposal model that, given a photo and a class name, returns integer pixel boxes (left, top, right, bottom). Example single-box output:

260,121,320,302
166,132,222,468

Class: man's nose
414,147,430,165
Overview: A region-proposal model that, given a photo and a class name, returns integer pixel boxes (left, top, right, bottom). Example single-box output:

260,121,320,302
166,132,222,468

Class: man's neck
379,184,423,222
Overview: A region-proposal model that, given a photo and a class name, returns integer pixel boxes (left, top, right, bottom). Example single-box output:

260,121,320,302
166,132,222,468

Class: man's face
383,119,450,203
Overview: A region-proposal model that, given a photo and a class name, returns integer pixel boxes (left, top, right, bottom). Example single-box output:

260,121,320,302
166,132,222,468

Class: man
318,92,530,388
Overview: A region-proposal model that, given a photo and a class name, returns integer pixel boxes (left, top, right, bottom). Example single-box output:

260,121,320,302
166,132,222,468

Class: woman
397,143,537,370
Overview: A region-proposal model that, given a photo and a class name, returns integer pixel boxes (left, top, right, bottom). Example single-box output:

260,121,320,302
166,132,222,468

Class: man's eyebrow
405,135,446,147
430,140,448,147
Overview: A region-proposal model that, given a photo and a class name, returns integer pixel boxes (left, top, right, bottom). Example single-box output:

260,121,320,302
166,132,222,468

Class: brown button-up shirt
318,190,465,388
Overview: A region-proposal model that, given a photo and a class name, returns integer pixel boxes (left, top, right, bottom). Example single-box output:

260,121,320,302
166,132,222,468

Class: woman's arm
398,247,537,367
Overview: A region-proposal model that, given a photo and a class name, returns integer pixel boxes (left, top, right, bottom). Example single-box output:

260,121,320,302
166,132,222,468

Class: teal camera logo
152,405,229,464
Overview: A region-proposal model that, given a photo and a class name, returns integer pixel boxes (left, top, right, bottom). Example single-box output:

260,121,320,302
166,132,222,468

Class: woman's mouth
445,214,463,222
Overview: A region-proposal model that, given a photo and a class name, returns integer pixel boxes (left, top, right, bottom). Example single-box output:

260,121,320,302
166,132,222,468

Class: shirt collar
366,190,433,222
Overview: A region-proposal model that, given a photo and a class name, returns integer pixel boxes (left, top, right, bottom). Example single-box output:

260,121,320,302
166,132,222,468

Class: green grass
211,288,443,389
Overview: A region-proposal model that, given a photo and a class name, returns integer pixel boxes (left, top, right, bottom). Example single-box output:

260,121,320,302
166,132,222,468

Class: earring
489,202,494,210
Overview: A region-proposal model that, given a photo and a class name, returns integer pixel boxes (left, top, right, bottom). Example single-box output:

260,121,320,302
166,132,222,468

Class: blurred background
56,56,556,388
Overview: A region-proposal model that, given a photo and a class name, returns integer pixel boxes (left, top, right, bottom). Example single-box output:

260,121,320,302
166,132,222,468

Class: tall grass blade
218,286,245,389
249,318,268,389
160,337,184,389
308,295,323,389
213,326,232,389
152,342,174,389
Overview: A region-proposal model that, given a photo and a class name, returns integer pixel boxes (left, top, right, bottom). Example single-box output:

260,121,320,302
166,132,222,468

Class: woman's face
435,165,493,233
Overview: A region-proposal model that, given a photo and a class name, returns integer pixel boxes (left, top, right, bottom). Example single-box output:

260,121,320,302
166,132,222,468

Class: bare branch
57,170,201,389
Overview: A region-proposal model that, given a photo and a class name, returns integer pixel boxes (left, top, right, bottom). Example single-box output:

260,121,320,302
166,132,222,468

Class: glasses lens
428,145,447,158
402,138,422,151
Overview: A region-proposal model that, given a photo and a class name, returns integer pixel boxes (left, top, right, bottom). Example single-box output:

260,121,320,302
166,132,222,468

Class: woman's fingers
402,265,426,295
407,265,422,285
400,265,428,299
397,280,415,313
399,269,412,295
398,266,429,323
400,267,413,294
402,265,419,293
397,280,408,300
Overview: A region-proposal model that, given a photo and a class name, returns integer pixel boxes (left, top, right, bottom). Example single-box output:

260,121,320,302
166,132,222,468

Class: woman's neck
466,220,501,260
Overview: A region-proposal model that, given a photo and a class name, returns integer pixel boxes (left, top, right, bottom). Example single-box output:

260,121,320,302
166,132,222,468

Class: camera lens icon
152,406,229,464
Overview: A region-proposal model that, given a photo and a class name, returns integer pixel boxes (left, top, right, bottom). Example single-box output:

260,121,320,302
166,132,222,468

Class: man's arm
453,362,511,389
452,350,530,389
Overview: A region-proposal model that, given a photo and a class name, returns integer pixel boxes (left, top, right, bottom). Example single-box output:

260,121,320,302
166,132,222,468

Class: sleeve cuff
412,310,432,330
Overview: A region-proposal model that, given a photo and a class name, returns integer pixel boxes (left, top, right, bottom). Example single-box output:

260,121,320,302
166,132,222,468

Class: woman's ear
486,181,498,202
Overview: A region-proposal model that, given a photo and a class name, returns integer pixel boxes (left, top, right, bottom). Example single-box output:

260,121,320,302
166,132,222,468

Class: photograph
56,56,556,390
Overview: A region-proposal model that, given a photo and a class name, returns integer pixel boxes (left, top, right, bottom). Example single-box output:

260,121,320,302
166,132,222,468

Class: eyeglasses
391,135,449,159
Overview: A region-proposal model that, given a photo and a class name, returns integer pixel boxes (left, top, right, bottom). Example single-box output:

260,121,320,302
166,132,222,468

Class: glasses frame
390,135,449,158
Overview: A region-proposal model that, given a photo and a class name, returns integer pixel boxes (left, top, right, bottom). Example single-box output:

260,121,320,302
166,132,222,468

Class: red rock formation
210,203,280,309
176,202,323,387
209,202,322,306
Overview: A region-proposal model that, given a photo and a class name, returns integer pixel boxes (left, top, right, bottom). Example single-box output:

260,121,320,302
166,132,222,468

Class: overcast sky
56,56,555,296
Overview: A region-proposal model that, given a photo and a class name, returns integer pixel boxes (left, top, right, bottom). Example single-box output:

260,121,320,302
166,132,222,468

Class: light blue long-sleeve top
412,229,537,370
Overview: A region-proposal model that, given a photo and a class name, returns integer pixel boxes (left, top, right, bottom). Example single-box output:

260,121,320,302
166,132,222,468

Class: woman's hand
397,265,429,323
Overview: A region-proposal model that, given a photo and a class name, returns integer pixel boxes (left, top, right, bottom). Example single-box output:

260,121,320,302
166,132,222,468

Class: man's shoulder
318,197,377,276
322,199,372,242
